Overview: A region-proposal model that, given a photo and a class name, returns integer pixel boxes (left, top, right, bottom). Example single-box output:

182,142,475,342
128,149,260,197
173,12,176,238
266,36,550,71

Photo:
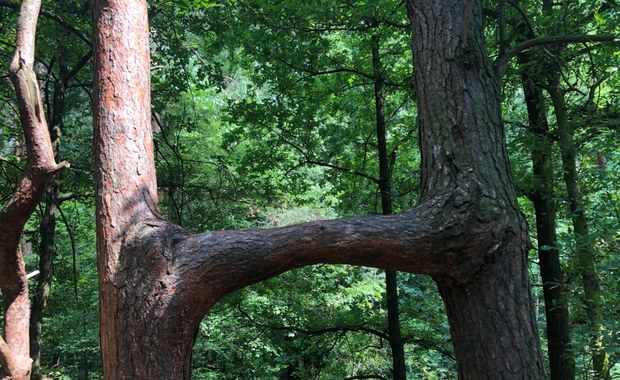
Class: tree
511,7,575,378
0,0,69,378
90,0,547,378
503,1,618,377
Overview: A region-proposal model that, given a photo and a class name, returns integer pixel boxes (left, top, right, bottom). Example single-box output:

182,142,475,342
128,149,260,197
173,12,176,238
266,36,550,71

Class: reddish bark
92,0,545,378
0,0,69,379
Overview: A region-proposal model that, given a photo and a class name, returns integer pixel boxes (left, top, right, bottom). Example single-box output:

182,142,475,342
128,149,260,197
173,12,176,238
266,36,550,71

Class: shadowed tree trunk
371,30,406,380
29,184,58,380
517,50,575,379
29,44,68,380
0,0,69,379
549,83,611,380
91,0,545,378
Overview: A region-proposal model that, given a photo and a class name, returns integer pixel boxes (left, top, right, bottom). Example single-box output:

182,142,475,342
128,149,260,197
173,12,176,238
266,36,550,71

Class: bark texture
407,0,546,377
92,0,545,378
0,0,68,379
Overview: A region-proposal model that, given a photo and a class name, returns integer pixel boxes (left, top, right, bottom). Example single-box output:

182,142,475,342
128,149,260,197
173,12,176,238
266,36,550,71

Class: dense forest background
1,0,619,378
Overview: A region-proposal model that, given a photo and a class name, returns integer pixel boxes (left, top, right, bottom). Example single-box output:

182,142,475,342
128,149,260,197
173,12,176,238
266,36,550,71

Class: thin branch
495,34,618,78
275,57,374,83
304,159,380,184
57,201,79,303
506,0,536,38
498,0,506,56
0,0,91,47
237,301,390,340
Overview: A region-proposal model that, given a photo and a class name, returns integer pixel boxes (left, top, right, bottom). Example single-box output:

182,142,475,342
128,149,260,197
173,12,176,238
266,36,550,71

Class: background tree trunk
518,50,575,379
29,44,68,380
371,30,407,380
549,84,611,380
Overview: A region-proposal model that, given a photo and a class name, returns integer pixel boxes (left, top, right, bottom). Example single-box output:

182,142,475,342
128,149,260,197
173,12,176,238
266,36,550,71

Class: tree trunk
371,30,407,380
92,0,544,378
29,44,68,380
29,185,57,380
1,1,68,379
406,0,545,377
518,50,575,379
549,84,611,380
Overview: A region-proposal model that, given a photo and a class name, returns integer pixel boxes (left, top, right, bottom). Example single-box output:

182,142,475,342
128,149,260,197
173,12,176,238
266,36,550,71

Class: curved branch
0,0,91,47
495,34,618,78
344,375,388,380
1,1,68,377
145,193,499,304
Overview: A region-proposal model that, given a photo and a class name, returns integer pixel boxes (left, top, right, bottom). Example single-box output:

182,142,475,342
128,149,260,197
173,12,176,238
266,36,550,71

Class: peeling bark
0,0,69,379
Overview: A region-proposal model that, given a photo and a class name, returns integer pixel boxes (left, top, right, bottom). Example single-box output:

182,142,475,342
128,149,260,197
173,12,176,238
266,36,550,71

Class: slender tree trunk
29,185,57,380
518,51,575,379
1,1,68,379
371,31,406,380
92,0,545,378
29,45,68,380
549,84,611,380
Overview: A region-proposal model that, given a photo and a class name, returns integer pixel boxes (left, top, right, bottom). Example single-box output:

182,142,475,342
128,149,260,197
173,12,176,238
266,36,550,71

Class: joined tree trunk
406,0,546,377
92,0,545,378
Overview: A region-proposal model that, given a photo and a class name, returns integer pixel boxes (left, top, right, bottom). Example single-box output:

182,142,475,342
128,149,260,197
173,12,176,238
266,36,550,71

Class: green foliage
2,0,619,377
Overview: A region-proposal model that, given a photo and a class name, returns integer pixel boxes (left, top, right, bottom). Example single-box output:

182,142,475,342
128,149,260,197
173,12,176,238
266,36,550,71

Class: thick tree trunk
92,0,544,378
549,85,611,380
406,0,545,377
518,51,575,379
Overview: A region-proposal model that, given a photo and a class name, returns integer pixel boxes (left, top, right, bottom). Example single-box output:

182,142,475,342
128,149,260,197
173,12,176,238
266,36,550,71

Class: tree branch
495,34,618,78
237,301,390,340
0,0,91,47
146,193,498,304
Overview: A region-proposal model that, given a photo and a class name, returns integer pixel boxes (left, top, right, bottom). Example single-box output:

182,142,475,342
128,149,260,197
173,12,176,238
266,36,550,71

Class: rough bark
549,84,611,380
518,50,575,379
92,0,544,378
0,0,68,379
406,0,546,377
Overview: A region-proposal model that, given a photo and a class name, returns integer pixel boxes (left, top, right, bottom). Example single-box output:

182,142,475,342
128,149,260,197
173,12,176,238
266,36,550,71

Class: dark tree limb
495,34,618,78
